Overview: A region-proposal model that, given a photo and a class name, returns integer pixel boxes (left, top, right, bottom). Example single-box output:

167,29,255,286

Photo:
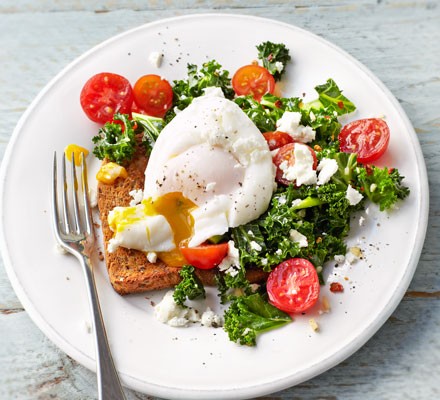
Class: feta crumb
129,189,144,206
260,258,268,266
309,318,319,332
276,111,316,143
317,158,338,185
334,254,345,264
147,252,158,263
274,61,284,73
88,187,98,208
370,183,377,192
218,240,240,277
148,51,163,68
275,249,283,256
201,307,223,327
289,229,308,248
278,195,287,205
346,185,363,205
359,216,366,226
291,199,302,208
250,241,262,252
280,143,317,186
309,111,316,122
154,291,200,327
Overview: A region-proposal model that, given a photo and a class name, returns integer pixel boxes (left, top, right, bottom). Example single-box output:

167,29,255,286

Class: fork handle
79,254,126,400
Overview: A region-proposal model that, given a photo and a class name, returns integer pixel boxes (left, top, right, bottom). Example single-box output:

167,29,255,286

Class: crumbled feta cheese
276,111,316,143
309,111,316,122
291,199,302,208
250,240,262,252
317,158,338,185
275,248,283,256
334,254,345,264
88,187,98,208
201,307,223,327
280,143,317,186
260,258,268,266
359,216,366,226
345,185,363,205
148,51,163,68
218,240,240,277
147,252,158,263
289,229,308,248
274,61,284,73
370,183,377,193
129,189,144,206
154,291,200,327
278,195,287,205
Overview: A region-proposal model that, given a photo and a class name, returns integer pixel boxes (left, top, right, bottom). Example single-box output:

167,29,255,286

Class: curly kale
132,112,164,155
92,113,136,164
223,293,292,346
173,265,206,306
165,60,234,122
256,41,291,81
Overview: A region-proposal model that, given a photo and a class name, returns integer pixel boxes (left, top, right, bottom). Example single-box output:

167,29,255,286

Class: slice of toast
96,143,267,295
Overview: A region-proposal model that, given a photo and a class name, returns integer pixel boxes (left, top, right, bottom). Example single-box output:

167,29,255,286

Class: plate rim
0,12,430,400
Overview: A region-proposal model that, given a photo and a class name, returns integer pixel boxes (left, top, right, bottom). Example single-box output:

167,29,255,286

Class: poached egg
108,89,275,266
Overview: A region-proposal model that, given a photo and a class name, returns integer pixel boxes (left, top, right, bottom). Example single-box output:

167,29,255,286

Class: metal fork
52,151,126,400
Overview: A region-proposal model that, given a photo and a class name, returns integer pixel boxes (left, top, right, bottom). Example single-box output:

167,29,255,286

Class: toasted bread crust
97,142,267,295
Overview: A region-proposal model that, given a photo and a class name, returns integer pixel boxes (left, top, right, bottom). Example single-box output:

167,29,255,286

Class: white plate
0,14,429,400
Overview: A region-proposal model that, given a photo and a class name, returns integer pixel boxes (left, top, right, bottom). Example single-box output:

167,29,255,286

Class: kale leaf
223,293,292,346
256,41,291,81
173,265,206,306
165,60,234,122
303,78,356,116
132,112,164,155
92,113,136,164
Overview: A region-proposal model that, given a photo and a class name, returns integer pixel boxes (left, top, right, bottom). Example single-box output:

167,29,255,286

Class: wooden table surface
1,1,439,399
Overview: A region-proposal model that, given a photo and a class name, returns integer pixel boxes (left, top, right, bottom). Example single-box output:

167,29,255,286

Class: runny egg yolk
108,192,196,267
152,192,196,267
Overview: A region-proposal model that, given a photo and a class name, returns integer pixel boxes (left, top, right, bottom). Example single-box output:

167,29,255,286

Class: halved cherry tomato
133,74,173,118
339,118,390,164
267,258,320,313
272,142,317,186
232,65,275,101
180,243,229,270
80,72,134,124
263,131,294,151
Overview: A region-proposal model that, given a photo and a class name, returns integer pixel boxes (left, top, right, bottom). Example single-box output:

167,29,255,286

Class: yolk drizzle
153,192,196,266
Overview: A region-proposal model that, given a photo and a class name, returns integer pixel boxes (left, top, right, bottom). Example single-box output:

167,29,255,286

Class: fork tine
61,153,71,234
80,152,93,236
52,152,62,238
70,152,81,235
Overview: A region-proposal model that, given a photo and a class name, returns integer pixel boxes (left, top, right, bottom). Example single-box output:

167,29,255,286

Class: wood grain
1,1,439,399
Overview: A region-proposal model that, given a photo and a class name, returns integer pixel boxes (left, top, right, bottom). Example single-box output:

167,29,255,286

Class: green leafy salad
87,42,409,346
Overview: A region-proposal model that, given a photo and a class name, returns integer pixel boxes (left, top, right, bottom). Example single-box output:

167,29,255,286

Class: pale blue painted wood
1,1,439,399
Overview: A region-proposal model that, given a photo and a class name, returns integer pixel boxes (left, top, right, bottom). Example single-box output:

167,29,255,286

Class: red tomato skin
263,131,294,151
180,243,229,270
232,65,275,101
272,142,318,186
339,118,390,164
267,258,320,313
80,72,134,124
133,74,173,118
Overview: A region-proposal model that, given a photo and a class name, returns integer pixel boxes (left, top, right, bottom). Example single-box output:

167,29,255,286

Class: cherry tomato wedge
263,131,294,151
267,258,320,313
80,72,134,124
133,74,173,118
339,118,390,164
232,65,275,101
272,142,317,186
180,243,229,270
